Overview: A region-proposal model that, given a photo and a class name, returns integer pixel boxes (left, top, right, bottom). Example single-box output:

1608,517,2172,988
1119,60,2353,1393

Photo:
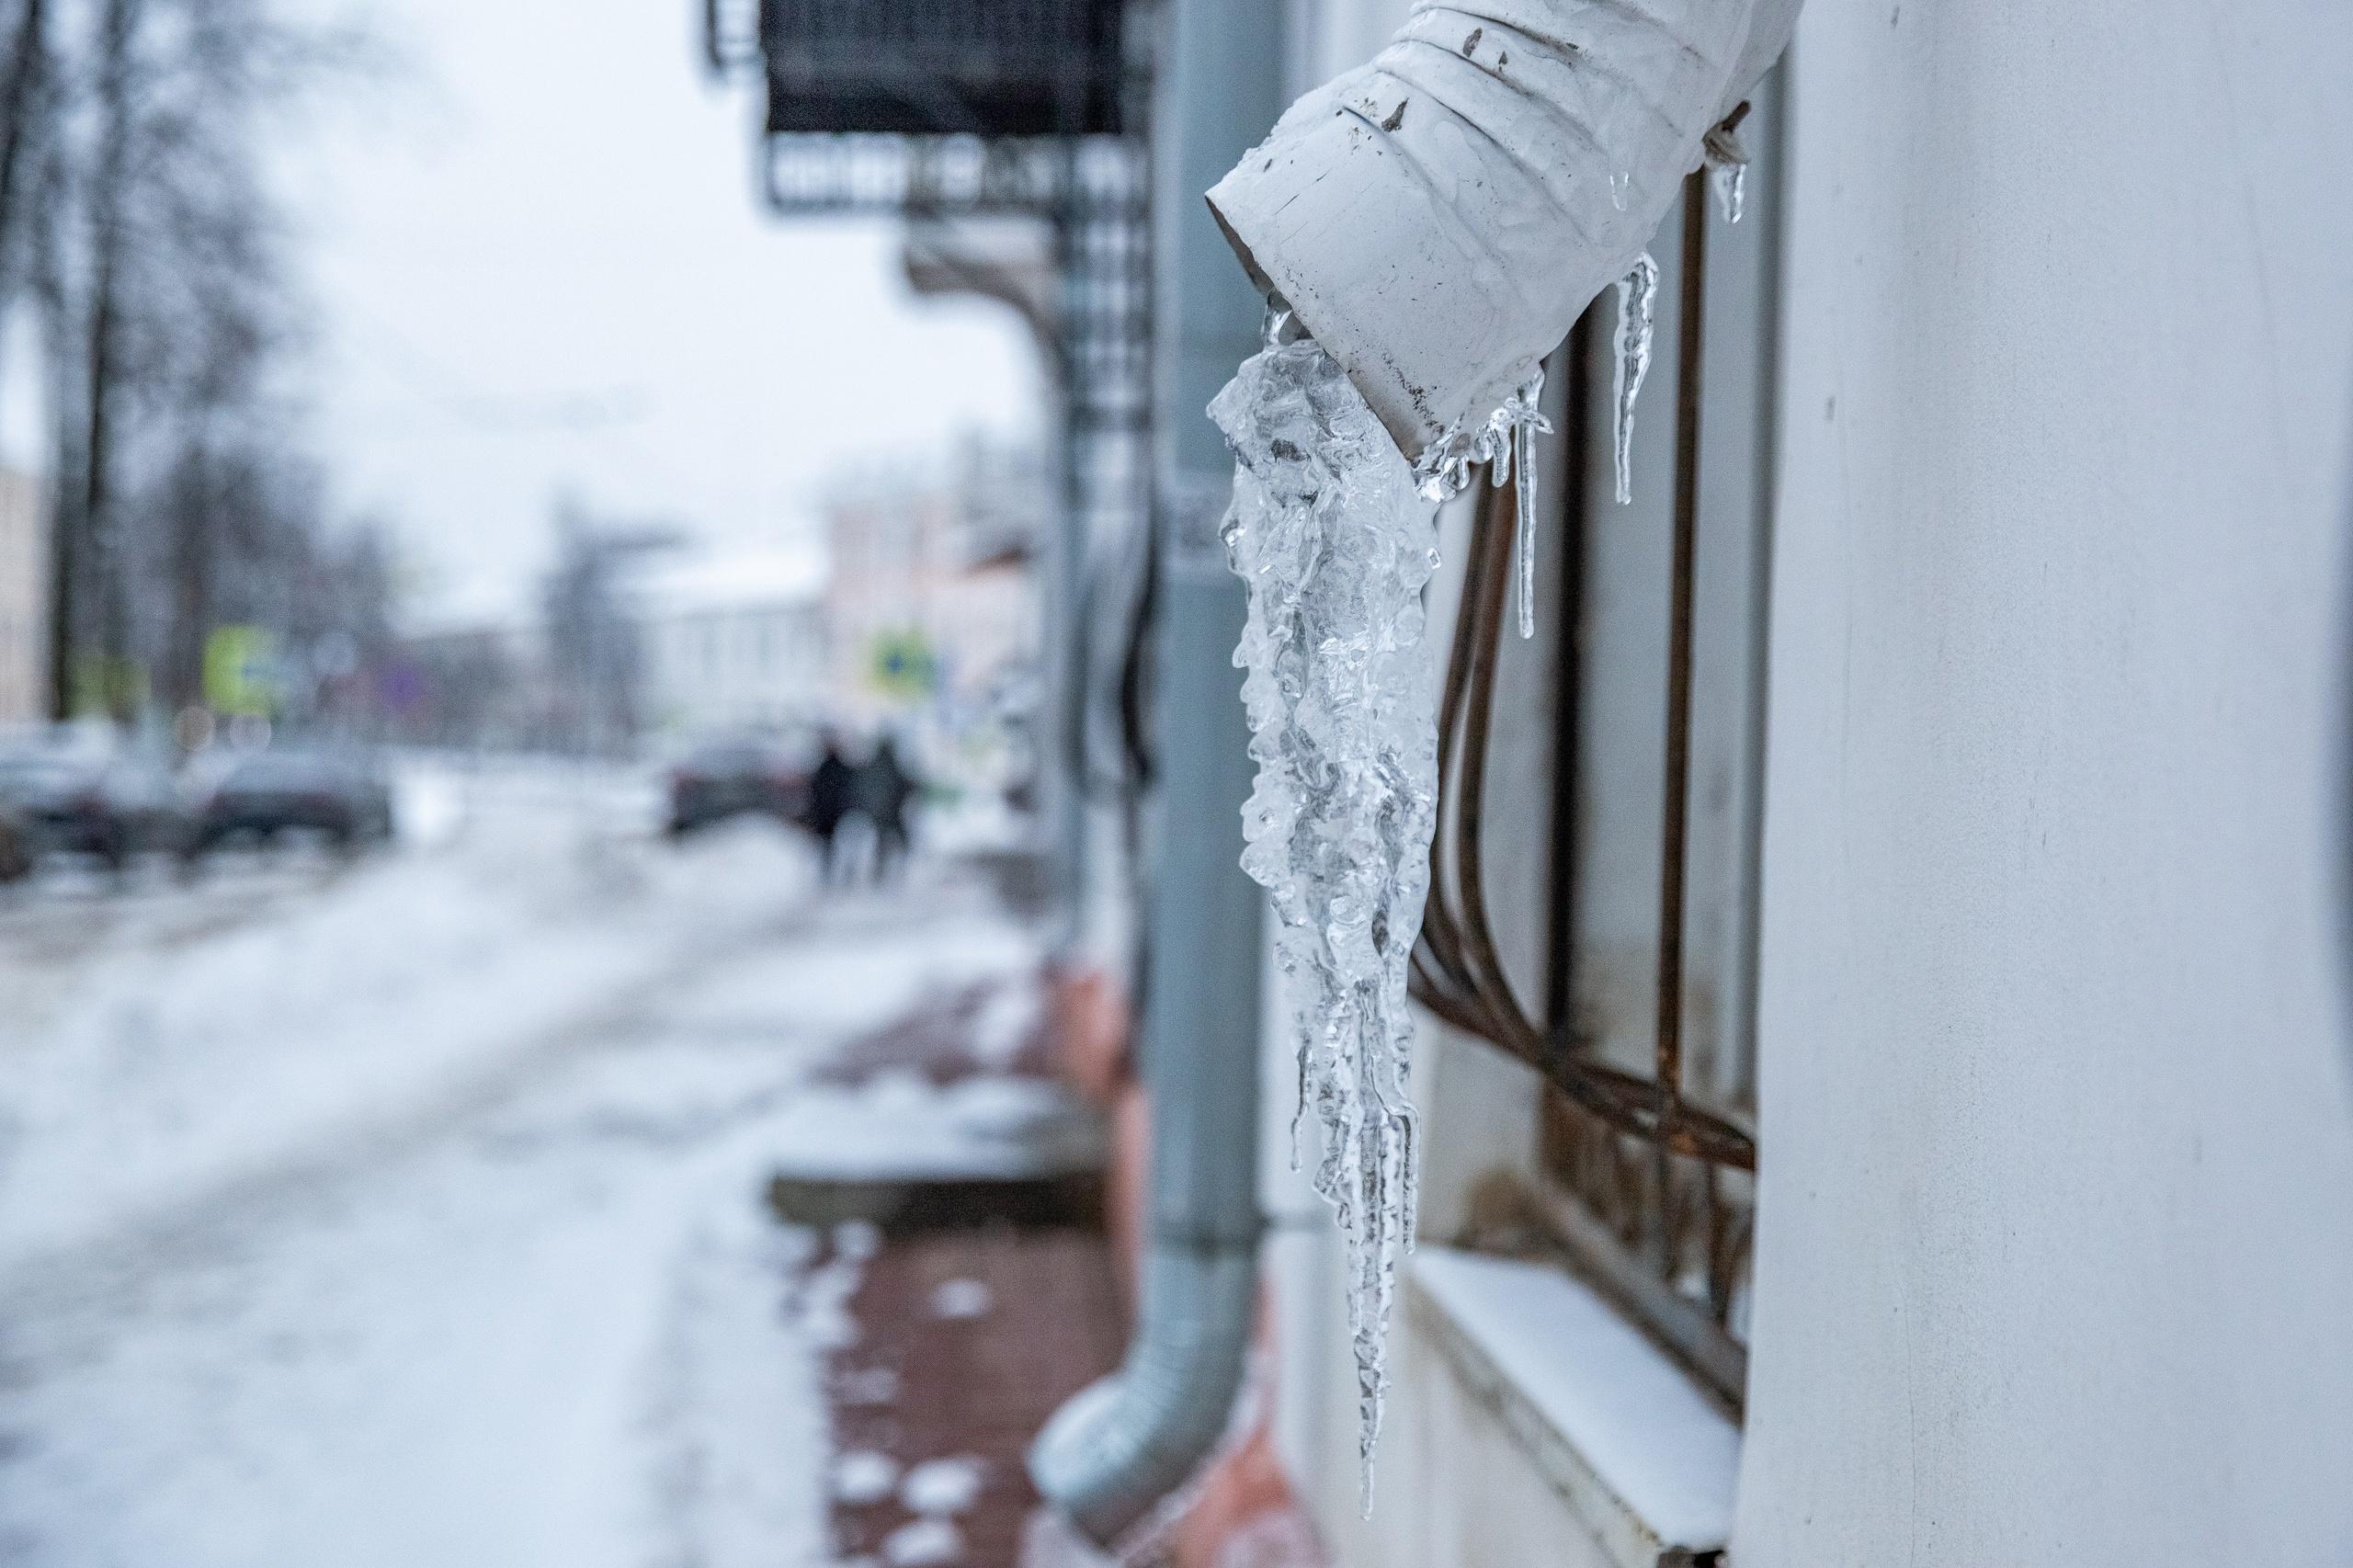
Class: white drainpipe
1209,0,1803,461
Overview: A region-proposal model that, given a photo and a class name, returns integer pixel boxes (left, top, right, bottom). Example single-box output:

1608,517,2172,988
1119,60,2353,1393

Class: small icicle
1608,170,1629,211
1610,252,1659,506
1483,374,1548,639
1711,160,1746,223
1703,108,1751,225
1411,369,1552,636
1513,412,1538,638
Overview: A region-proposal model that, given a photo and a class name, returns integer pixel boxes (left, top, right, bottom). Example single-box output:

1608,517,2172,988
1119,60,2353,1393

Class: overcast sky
277,0,1043,627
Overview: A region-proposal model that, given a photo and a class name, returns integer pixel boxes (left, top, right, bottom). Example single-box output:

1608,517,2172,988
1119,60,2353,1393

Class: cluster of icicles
1210,165,1744,1501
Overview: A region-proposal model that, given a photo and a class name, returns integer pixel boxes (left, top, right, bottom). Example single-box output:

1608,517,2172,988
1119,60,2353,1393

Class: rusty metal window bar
1412,86,1781,1408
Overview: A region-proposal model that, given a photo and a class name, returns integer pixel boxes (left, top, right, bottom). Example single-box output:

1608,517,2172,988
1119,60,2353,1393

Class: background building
823,438,1045,739
635,550,827,740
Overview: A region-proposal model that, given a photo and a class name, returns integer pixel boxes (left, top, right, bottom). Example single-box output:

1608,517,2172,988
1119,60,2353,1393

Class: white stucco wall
1738,6,2353,1565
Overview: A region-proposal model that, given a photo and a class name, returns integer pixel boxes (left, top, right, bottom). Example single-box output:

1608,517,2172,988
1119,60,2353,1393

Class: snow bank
0,779,812,1270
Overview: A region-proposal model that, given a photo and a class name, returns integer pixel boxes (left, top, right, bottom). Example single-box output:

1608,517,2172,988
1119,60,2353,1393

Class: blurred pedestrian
856,736,920,884
805,735,856,884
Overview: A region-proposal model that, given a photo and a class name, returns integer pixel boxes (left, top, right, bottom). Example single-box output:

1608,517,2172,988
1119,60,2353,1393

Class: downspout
1032,0,1804,1549
1028,575,1266,1549
1025,0,1287,1550
1209,0,1803,461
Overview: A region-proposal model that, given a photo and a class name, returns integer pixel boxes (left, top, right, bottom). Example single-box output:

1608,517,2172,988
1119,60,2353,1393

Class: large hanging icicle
1211,329,1439,1501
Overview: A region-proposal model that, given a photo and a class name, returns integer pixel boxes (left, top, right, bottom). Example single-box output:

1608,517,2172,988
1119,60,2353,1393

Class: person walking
804,735,856,884
856,735,920,884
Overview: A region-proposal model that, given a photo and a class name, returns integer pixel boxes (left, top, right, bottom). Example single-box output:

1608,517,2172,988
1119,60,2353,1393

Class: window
1415,80,1783,1411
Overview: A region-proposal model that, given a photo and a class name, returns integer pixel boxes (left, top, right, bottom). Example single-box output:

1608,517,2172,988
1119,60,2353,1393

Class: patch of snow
969,980,1043,1068
899,1455,985,1517
882,1517,964,1566
833,1450,903,1506
836,1366,901,1407
1410,1246,1739,1550
834,1219,883,1261
929,1278,993,1320
0,779,818,1271
798,1257,866,1351
762,1076,1103,1185
0,780,1056,1566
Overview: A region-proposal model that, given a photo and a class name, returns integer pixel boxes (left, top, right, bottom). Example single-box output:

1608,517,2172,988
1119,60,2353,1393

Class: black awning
760,0,1129,138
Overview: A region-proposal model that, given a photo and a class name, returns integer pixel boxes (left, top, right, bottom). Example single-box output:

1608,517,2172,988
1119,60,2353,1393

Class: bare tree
0,0,51,347
28,0,381,722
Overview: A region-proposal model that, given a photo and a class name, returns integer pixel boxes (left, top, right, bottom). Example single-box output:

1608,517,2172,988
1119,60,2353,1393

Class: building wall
641,600,826,737
1737,6,2353,1565
1247,6,2353,1568
823,478,1040,728
0,467,45,722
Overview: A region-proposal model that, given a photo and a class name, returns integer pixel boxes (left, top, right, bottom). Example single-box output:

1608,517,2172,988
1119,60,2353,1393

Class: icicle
1411,369,1552,637
1703,112,1751,225
1469,376,1549,640
1214,324,1440,1504
1608,170,1630,211
1512,407,1539,638
1213,309,1550,1500
1711,160,1745,223
1609,252,1658,506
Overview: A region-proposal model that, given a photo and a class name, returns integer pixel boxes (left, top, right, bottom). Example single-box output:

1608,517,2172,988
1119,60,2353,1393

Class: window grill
1413,126,1780,1408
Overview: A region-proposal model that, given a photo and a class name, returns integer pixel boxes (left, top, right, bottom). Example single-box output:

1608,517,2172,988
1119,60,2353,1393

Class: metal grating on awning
758,0,1130,140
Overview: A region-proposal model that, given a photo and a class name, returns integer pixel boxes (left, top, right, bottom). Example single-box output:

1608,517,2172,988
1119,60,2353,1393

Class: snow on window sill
1407,1246,1740,1567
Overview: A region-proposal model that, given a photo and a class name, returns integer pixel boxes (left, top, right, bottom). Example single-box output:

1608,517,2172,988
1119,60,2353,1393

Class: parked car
665,733,812,837
184,748,394,856
0,742,186,868
0,803,30,883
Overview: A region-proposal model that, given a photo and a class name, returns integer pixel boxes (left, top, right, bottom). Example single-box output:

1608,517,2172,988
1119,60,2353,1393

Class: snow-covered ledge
1408,1247,1739,1568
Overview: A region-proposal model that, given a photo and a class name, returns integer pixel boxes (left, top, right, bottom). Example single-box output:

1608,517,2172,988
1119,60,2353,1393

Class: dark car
0,744,185,868
185,749,394,856
0,804,30,883
665,734,811,837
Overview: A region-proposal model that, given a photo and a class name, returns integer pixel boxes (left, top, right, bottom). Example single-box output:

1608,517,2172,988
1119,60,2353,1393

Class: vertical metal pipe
1028,0,1285,1545
1655,174,1710,1117
1542,312,1596,1079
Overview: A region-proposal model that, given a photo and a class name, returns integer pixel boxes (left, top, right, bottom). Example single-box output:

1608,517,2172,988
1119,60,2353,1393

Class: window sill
1407,1246,1740,1568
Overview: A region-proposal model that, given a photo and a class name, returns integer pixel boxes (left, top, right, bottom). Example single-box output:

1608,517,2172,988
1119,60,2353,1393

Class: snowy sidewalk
0,778,1076,1567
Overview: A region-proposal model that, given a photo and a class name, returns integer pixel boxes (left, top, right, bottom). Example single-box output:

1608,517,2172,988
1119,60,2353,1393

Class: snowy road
0,766,1049,1566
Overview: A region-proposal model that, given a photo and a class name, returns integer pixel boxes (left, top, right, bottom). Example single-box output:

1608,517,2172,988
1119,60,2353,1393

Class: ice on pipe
1417,369,1552,639
1611,252,1660,506
1704,115,1750,224
1711,161,1746,223
1212,326,1440,1500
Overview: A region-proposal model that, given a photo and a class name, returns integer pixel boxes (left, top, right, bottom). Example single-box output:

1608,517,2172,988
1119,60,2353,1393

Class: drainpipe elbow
1207,0,1803,460
1029,1242,1260,1550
